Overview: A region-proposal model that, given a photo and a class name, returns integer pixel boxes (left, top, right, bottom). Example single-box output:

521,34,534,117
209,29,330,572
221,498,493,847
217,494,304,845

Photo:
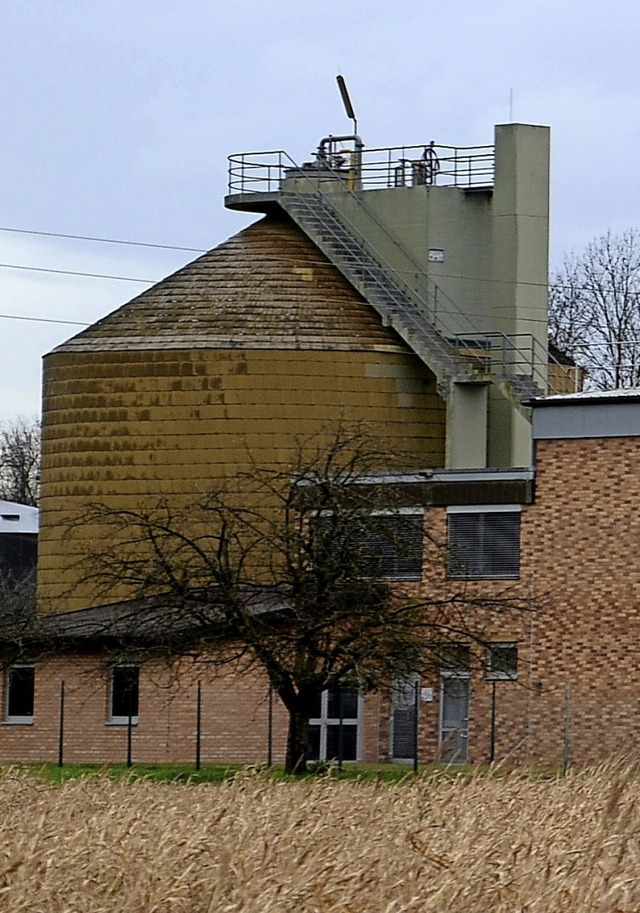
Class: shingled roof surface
53,214,405,354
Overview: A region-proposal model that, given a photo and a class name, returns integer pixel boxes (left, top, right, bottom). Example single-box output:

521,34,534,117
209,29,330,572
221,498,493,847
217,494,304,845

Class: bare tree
549,230,640,390
69,429,528,774
0,568,36,629
0,417,41,506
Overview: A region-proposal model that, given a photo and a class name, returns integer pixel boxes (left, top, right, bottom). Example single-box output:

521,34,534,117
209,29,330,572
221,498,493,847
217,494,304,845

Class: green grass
3,760,451,786
2,760,569,786
4,762,245,785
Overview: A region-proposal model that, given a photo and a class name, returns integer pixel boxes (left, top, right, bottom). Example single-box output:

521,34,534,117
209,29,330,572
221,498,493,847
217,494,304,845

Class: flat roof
531,388,640,406
531,389,640,440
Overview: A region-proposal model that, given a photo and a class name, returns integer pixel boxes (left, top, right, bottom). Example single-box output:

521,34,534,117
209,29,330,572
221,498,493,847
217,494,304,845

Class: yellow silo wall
38,346,445,611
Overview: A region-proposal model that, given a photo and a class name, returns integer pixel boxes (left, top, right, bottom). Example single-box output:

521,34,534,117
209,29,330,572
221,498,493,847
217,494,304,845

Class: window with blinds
447,509,520,579
311,511,423,581
356,513,424,580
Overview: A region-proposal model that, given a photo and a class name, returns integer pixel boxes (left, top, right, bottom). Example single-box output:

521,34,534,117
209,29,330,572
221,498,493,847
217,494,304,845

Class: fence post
563,682,572,775
57,681,65,768
489,680,497,764
195,680,202,772
126,711,133,768
413,680,420,773
337,689,344,770
267,686,273,767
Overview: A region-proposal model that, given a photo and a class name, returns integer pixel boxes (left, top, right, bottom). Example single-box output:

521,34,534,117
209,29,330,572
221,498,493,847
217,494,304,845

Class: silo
38,214,445,610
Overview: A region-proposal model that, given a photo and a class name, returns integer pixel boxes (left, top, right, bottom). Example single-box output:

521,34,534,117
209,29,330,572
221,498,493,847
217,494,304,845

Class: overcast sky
1,0,639,422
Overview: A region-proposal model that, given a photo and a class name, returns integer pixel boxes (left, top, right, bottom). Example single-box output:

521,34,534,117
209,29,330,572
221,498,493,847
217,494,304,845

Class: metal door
390,676,418,761
439,676,469,762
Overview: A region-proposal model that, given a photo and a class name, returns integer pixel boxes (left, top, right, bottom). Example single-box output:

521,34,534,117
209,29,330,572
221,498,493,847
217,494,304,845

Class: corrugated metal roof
51,214,406,355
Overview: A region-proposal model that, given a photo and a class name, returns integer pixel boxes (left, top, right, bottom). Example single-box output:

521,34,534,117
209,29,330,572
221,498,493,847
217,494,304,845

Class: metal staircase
226,144,552,405
280,190,486,389
508,372,546,402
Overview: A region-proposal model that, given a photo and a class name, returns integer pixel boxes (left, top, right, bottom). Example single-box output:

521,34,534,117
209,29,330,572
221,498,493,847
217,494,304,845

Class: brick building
4,118,627,769
3,389,640,768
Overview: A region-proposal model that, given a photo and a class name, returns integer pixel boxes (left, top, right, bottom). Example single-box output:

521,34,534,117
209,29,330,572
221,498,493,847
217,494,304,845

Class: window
438,643,470,673
357,512,423,580
109,665,139,723
447,506,521,579
486,643,518,681
307,686,361,761
312,510,423,581
5,665,35,722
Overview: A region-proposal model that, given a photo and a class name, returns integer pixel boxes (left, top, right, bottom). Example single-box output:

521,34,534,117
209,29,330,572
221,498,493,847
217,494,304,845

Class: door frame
438,672,470,763
389,674,419,763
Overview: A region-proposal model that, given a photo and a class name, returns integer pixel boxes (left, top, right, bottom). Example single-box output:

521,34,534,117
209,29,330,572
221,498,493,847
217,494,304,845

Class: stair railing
228,149,553,398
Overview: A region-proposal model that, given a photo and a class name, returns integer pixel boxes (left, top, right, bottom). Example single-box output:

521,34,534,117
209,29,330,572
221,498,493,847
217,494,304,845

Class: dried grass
1,766,640,911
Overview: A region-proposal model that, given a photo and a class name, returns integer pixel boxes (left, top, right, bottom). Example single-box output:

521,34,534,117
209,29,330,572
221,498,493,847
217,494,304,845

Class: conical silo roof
53,214,406,355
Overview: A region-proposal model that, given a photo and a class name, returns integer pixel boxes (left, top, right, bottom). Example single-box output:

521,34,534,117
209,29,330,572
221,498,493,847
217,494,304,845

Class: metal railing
226,144,571,400
359,142,494,189
228,150,291,195
469,334,583,397
228,144,501,364
275,164,493,378
228,141,494,196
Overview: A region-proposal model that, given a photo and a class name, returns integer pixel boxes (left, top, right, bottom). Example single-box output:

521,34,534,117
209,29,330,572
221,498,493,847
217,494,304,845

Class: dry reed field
1,767,639,912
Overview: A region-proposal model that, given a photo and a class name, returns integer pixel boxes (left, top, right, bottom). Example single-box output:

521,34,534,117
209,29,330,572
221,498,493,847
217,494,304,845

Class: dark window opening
6,665,35,720
437,644,471,672
486,643,518,680
110,666,139,722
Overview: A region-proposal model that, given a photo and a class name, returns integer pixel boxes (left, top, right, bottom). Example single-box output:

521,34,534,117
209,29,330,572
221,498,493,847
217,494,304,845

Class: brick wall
0,656,289,766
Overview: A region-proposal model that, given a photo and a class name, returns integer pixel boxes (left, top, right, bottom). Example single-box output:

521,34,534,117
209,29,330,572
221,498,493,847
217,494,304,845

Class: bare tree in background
0,568,36,629
0,417,40,506
549,230,640,390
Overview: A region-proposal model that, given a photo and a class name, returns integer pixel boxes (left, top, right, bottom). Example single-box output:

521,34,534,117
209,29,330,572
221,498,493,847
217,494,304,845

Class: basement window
5,665,35,723
447,506,521,579
486,643,518,681
109,665,139,724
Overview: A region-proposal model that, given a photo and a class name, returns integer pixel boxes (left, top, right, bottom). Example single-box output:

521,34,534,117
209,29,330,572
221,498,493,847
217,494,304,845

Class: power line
0,255,591,297
0,313,88,328
0,262,154,283
0,220,561,292
0,225,207,255
0,221,630,300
